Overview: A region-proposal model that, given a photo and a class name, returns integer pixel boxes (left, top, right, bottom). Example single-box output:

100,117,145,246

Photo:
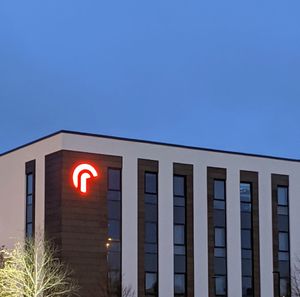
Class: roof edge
1,129,299,163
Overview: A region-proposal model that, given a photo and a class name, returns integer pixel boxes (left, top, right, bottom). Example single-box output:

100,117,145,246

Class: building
0,130,299,297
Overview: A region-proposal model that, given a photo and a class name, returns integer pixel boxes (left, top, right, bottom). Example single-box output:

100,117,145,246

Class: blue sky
0,1,300,158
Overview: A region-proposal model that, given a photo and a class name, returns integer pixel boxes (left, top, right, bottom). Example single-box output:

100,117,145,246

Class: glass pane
280,278,289,296
241,202,252,213
108,220,120,240
174,176,185,197
214,200,225,210
279,252,289,261
174,196,185,207
278,187,288,206
215,275,226,295
174,246,186,255
108,271,120,286
240,183,251,202
145,254,158,272
277,206,288,216
145,223,157,243
145,204,157,222
278,215,289,232
241,230,252,249
214,210,226,227
145,243,157,254
242,259,253,276
108,169,121,191
214,180,225,200
242,276,253,297
174,207,185,224
279,232,289,252
107,191,121,201
279,261,290,278
174,274,185,294
26,206,33,223
145,173,157,194
108,201,120,220
174,225,185,245
241,212,252,229
107,252,120,270
107,242,120,252
26,194,33,205
145,194,157,205
174,255,186,273
215,228,225,247
242,249,252,260
145,273,157,294
214,248,226,258
214,257,227,275
26,174,33,195
26,223,33,237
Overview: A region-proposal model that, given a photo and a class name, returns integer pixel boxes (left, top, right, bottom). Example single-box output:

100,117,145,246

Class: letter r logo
72,163,98,194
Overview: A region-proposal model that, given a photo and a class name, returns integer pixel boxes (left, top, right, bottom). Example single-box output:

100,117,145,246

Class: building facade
0,130,300,297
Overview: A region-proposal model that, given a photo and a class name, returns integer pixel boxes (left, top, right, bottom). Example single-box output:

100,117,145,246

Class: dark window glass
279,261,290,278
214,247,226,258
241,212,252,229
214,180,225,200
145,204,158,222
277,206,288,216
145,243,158,254
27,174,33,195
145,194,157,205
26,206,32,223
280,278,289,296
107,252,121,270
242,276,253,297
279,252,289,261
108,200,121,220
174,274,185,294
145,223,157,243
174,246,186,255
278,215,289,232
107,191,121,201
108,169,121,191
242,249,252,260
214,200,225,210
215,228,225,247
215,275,226,296
145,173,157,194
174,225,185,245
108,220,120,240
241,202,252,213
174,176,185,196
174,196,185,207
241,230,252,249
279,232,289,252
27,195,33,205
145,273,157,295
174,207,185,224
107,242,121,253
145,254,158,272
214,210,226,227
278,187,288,206
214,257,227,275
242,259,253,276
26,223,33,237
174,255,186,273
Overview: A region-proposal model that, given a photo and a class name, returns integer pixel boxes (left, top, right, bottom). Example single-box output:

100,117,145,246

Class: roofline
1,129,299,163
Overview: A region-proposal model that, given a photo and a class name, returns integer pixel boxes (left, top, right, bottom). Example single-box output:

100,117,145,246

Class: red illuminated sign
72,163,98,194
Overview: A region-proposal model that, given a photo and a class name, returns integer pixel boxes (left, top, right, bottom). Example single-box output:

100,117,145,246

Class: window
240,183,253,297
213,180,227,296
174,175,186,296
25,161,35,238
107,168,122,293
144,172,158,296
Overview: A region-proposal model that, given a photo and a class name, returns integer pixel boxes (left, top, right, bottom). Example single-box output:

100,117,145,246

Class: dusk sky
1,1,300,158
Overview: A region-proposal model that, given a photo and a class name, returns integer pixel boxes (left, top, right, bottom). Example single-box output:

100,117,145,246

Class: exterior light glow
72,163,98,194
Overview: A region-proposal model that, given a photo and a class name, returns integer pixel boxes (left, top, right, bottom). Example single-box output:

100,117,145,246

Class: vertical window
107,168,122,295
240,183,254,297
144,172,158,296
25,160,35,238
174,175,186,296
213,179,227,296
277,186,290,297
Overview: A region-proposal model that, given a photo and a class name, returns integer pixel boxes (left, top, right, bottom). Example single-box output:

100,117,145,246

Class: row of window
25,165,291,297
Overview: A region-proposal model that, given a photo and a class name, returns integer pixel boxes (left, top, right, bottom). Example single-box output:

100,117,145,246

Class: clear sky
0,1,300,158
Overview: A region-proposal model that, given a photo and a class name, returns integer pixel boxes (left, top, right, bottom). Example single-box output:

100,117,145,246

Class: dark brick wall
45,150,122,297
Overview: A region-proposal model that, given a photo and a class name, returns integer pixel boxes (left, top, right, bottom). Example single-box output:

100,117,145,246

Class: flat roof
0,130,299,163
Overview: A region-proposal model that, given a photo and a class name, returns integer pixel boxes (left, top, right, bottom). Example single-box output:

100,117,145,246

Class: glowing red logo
72,163,98,194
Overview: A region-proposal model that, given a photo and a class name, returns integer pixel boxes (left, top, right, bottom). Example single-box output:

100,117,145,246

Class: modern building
0,130,299,297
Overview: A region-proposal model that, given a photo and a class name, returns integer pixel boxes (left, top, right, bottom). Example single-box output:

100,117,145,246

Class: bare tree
292,256,300,297
0,237,79,297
